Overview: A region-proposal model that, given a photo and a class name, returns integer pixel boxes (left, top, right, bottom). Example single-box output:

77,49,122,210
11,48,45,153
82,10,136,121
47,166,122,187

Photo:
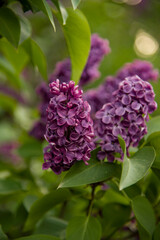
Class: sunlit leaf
71,0,81,10
66,216,101,240
60,8,91,84
19,15,32,44
0,7,20,47
51,0,68,25
132,196,156,236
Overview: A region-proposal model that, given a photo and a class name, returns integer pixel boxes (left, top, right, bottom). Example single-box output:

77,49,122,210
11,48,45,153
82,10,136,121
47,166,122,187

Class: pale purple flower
43,80,95,174
84,60,158,119
95,75,157,161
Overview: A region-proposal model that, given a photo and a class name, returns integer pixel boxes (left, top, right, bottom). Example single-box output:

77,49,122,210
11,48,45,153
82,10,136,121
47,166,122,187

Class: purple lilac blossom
43,80,95,174
49,34,111,86
30,34,110,140
84,60,158,118
95,75,157,161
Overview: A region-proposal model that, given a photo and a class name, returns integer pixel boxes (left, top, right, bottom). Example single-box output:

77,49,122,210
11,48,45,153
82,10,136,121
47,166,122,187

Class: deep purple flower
49,34,110,86
95,75,157,161
43,80,95,174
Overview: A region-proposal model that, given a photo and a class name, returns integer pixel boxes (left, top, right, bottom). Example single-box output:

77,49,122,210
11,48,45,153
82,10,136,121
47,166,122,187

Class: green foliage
119,137,155,190
0,7,20,47
66,216,101,240
28,0,56,31
24,189,71,231
16,235,60,240
61,8,91,84
71,0,81,10
21,38,47,80
51,0,68,25
0,178,23,195
132,196,156,236
0,225,8,240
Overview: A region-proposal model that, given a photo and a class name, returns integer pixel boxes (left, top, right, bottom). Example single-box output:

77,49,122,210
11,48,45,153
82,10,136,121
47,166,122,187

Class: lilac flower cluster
30,34,110,140
84,60,158,118
50,34,110,86
95,75,157,161
43,80,95,174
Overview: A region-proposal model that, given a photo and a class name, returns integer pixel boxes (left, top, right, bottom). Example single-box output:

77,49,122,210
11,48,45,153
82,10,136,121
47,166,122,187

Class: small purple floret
43,80,95,174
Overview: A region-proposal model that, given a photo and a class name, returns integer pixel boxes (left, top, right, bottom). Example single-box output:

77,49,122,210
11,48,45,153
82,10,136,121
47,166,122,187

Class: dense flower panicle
49,34,110,86
84,60,158,119
117,60,159,82
30,34,110,140
43,80,95,174
95,75,157,161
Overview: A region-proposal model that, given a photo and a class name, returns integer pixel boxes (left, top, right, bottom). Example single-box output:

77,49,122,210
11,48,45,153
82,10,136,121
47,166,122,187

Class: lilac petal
148,102,157,113
112,126,121,136
102,115,111,124
57,109,67,118
115,107,125,116
144,92,154,102
67,118,75,126
68,109,76,118
123,83,132,93
56,93,67,102
42,162,51,170
70,132,79,140
121,95,131,105
54,156,62,163
57,117,66,126
57,127,65,137
95,110,104,119
131,101,141,110
82,120,89,128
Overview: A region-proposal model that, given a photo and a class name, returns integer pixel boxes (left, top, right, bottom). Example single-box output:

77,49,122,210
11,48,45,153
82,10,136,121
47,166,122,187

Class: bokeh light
134,30,159,57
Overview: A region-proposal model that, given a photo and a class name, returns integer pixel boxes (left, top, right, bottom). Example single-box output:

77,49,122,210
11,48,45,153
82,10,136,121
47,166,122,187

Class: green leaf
0,179,23,195
24,189,71,231
61,8,91,84
28,0,56,31
66,216,101,240
16,235,60,240
19,15,32,44
18,139,43,159
0,56,22,88
119,137,155,190
21,38,47,80
132,196,156,236
59,159,120,188
51,0,68,25
0,225,8,240
34,217,67,238
71,0,81,10
145,116,160,139
153,223,160,240
0,39,29,73
0,7,20,47
102,203,131,238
